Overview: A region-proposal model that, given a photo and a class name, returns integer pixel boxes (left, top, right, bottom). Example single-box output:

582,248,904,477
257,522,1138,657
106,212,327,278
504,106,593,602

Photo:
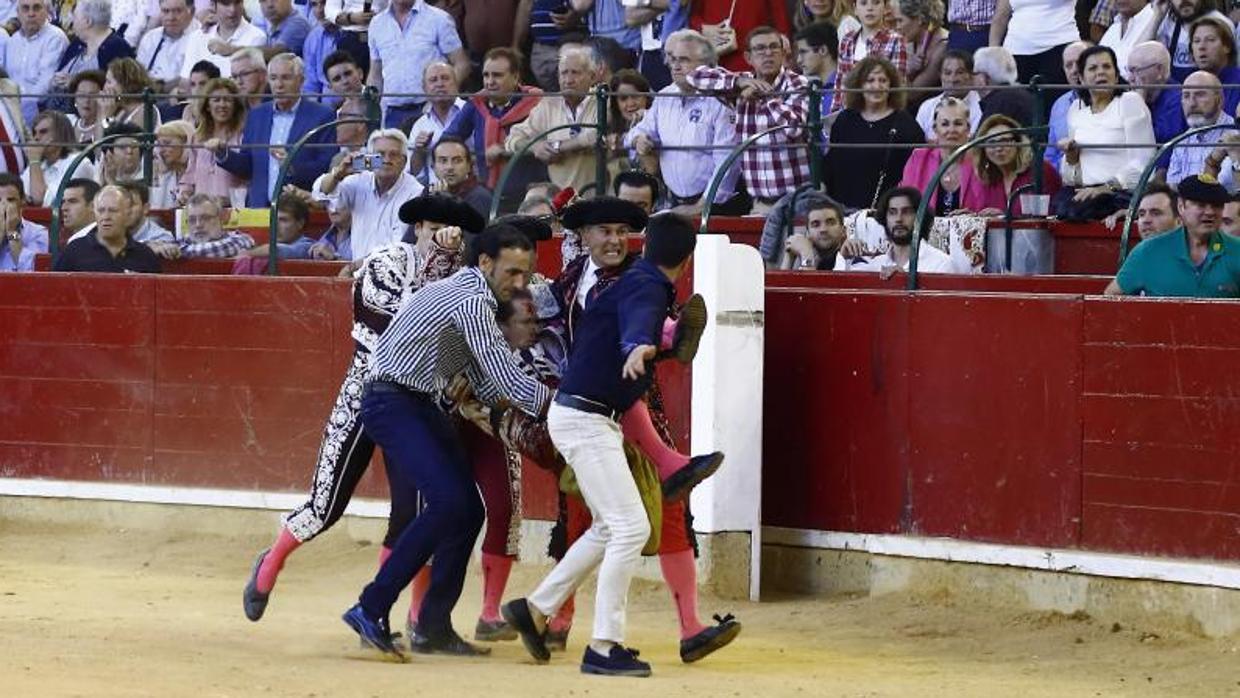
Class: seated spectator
795,0,859,38
687,25,812,212
408,61,466,186
245,193,315,259
442,46,545,205
823,56,924,210
1105,182,1181,239
1107,174,1240,297
101,58,162,131
1058,45,1155,220
605,69,652,173
308,199,351,260
261,0,311,60
210,53,336,208
151,120,195,208
965,113,1064,216
59,177,100,240
1100,0,1156,80
231,48,271,109
914,49,982,140
505,45,602,195
184,78,249,207
50,0,135,103
431,135,492,218
783,197,848,270
612,169,659,214
1044,40,1091,168
1222,195,1240,236
162,60,221,125
54,184,162,273
627,29,743,217
180,0,267,79
22,110,97,206
6,0,69,124
1188,15,1240,115
1127,41,1185,178
1167,71,1232,186
990,0,1078,88
0,172,47,272
892,0,947,108
1150,0,1234,81
831,0,908,112
794,21,839,117
1203,130,1240,192
322,51,369,152
136,0,200,97
301,0,340,102
150,193,256,259
96,122,145,185
900,96,977,215
367,0,469,129
116,180,175,244
68,71,107,145
323,0,377,75
839,185,957,275
312,128,423,259
973,46,1035,127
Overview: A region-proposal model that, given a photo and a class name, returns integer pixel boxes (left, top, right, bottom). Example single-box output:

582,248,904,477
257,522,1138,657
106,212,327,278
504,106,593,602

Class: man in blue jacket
209,52,336,208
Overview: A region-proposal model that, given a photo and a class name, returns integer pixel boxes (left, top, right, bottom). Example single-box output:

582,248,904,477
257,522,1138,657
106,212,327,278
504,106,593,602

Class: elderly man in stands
974,47,1035,127
312,128,424,260
915,49,983,140
6,0,69,124
231,49,271,109
505,45,601,194
408,61,466,187
626,29,745,217
59,178,100,241
686,25,811,214
1107,174,1240,297
137,0,200,97
150,194,256,260
54,185,162,273
1127,41,1186,177
0,173,48,272
1044,41,1092,168
838,185,959,276
366,0,470,129
430,136,492,218
1166,71,1233,186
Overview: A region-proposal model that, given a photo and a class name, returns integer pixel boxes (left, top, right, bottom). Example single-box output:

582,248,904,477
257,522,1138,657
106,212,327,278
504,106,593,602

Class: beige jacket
505,92,600,194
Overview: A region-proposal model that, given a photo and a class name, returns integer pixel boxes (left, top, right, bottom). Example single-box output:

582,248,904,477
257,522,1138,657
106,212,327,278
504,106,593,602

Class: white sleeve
1118,92,1156,190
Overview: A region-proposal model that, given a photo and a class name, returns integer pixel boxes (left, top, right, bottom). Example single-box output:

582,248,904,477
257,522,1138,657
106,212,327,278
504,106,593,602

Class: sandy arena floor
1,511,1238,698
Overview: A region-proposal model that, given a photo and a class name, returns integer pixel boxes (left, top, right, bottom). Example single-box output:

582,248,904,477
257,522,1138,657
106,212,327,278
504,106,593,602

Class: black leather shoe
671,294,707,364
502,598,550,663
242,549,270,622
680,613,742,663
342,604,407,662
662,452,724,502
410,629,492,656
581,644,652,677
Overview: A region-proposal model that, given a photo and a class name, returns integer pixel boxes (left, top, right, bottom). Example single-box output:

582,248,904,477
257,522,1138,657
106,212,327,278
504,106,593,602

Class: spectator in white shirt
4,0,69,124
311,128,425,260
1099,0,1156,80
136,0,200,95
179,0,267,79
915,49,983,140
21,110,98,206
841,185,959,277
408,61,465,186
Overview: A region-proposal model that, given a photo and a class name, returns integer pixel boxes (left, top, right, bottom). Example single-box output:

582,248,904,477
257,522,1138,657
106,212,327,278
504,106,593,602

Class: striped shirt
370,266,551,417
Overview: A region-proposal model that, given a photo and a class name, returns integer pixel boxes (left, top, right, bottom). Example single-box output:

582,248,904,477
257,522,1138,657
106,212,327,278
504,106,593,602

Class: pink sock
660,549,707,639
408,565,431,624
256,527,301,594
548,594,574,633
378,545,393,566
661,317,677,350
480,553,514,622
621,401,689,480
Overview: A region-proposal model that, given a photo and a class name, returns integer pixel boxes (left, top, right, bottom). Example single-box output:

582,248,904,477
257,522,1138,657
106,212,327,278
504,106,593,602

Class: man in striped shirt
148,193,256,260
343,223,549,660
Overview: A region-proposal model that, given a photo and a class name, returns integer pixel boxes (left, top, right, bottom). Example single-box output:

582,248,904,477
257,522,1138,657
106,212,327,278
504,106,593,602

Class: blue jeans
357,383,484,637
947,29,988,55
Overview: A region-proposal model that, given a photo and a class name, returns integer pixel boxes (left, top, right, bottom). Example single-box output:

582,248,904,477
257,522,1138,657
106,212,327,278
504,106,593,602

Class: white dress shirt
21,154,99,207
841,242,957,274
326,0,392,32
1060,91,1155,189
1100,4,1157,81
311,169,424,260
136,20,202,83
407,98,465,186
5,22,69,124
179,20,267,79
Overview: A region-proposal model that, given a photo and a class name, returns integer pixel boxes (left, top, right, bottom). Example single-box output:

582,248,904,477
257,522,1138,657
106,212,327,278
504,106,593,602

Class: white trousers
528,403,651,643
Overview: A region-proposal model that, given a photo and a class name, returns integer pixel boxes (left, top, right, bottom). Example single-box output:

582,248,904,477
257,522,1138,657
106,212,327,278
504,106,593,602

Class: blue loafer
581,644,651,677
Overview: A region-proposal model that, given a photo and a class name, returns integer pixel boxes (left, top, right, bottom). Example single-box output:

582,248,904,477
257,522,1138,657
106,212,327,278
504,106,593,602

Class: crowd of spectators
0,0,1235,295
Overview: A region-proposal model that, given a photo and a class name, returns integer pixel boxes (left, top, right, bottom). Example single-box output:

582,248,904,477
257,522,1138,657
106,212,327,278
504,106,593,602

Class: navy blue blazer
218,99,337,208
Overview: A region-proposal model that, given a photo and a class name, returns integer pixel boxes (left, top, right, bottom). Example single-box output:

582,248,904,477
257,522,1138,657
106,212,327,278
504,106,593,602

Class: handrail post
488,122,602,221
266,117,362,276
807,80,824,189
1117,122,1240,268
48,133,131,263
594,84,609,198
1029,76,1044,194
142,88,156,187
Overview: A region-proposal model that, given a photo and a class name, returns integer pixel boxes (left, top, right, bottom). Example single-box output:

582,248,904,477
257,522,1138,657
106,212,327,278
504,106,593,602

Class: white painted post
690,234,765,601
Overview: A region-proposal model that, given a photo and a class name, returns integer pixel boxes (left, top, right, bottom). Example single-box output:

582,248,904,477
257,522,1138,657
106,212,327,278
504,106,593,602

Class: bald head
1182,70,1224,125
1063,41,1093,85
1127,41,1172,99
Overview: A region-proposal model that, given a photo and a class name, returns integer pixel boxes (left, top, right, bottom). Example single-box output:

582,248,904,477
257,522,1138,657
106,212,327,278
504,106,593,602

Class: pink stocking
621,400,689,480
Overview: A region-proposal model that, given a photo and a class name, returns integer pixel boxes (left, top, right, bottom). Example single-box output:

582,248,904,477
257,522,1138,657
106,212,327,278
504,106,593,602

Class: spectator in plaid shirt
830,0,908,112
685,25,812,213
149,193,256,260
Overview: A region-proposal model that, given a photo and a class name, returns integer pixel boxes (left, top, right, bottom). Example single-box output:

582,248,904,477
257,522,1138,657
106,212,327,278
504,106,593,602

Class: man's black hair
323,50,361,77
876,185,934,240
432,134,473,161
941,48,974,73
466,222,535,266
0,171,24,199
64,178,101,202
643,212,696,267
794,21,839,62
190,60,222,80
1140,181,1179,211
497,288,534,323
612,170,661,202
116,179,151,206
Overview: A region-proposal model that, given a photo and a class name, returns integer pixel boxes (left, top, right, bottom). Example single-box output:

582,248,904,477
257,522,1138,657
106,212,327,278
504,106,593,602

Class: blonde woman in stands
184,78,249,208
899,96,977,215
964,113,1062,216
151,121,196,209
796,0,860,37
101,58,162,131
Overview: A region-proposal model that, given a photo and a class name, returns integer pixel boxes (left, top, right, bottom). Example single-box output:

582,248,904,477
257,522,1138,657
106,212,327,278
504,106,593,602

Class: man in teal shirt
1106,174,1240,298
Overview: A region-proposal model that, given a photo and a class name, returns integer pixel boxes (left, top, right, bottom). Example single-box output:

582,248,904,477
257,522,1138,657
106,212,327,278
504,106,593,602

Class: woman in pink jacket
961,113,1062,216
899,96,981,214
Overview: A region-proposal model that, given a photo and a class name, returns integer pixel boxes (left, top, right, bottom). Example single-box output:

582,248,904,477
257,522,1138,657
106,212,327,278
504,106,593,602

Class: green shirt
1115,227,1240,298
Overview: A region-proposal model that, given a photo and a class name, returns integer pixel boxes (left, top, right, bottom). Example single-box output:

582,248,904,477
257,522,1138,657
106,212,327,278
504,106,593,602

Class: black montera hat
560,195,649,232
397,192,487,232
1178,175,1230,206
